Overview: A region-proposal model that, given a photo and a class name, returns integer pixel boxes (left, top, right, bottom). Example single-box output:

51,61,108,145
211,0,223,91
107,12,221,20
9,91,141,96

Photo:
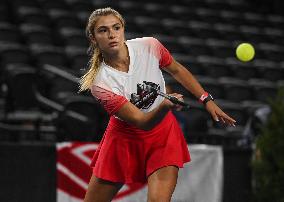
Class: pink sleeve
91,85,128,115
152,38,173,68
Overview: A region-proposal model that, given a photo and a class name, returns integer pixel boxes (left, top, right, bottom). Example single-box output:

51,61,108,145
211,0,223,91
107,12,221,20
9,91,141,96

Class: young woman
79,7,236,202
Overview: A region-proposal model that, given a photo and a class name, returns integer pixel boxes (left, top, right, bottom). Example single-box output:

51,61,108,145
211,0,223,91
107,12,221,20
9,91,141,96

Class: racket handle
143,82,190,109
157,91,190,108
168,96,190,108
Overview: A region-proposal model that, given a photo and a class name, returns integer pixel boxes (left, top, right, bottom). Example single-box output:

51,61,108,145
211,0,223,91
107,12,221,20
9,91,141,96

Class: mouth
109,42,118,47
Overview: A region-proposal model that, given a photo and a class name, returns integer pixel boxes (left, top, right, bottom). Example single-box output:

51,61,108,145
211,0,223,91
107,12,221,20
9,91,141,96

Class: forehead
95,15,121,28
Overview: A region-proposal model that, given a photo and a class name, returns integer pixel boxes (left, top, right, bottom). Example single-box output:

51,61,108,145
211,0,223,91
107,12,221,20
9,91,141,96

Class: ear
90,37,97,46
90,35,95,42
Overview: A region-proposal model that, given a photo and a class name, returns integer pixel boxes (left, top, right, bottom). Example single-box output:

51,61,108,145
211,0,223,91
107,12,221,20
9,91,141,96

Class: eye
98,28,107,33
114,25,121,30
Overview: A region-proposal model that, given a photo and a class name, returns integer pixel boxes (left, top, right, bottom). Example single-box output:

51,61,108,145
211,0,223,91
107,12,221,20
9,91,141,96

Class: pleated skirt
90,111,190,184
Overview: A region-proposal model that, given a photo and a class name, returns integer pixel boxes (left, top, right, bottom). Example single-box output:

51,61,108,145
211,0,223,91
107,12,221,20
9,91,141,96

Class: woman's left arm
163,59,236,126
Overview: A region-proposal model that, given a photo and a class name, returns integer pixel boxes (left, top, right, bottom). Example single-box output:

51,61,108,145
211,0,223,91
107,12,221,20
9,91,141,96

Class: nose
108,29,115,39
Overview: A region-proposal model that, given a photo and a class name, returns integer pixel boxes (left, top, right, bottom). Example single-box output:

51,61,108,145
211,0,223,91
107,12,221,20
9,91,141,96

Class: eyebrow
97,23,121,30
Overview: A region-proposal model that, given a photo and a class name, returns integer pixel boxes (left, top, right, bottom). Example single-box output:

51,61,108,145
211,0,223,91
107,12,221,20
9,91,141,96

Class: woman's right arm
114,94,182,131
91,85,183,130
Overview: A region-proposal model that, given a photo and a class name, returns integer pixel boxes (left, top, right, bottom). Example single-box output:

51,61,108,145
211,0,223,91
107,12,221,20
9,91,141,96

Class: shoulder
126,37,161,47
127,36,158,42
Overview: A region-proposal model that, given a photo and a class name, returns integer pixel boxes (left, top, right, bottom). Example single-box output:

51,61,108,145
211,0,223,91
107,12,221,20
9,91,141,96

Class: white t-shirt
91,37,173,116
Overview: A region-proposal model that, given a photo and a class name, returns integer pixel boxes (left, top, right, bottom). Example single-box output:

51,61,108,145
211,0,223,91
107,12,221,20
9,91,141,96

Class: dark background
1,0,284,201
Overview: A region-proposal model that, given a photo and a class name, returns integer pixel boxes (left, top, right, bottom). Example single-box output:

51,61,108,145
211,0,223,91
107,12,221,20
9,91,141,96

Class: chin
107,47,120,55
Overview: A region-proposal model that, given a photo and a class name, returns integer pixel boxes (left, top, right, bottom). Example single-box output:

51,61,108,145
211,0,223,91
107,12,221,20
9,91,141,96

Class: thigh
84,174,123,202
147,166,179,202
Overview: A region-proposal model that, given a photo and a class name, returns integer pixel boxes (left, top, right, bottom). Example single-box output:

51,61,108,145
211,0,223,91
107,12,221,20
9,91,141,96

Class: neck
103,43,129,70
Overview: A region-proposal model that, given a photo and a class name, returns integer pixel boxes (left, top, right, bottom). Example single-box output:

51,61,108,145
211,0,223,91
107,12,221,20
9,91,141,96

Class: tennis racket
143,81,190,109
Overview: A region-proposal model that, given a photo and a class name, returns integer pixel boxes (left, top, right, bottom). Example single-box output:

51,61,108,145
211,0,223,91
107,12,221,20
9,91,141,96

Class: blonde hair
79,7,125,92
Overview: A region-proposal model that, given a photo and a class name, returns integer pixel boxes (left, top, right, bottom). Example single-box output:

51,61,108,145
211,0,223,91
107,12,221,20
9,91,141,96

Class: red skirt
90,111,191,184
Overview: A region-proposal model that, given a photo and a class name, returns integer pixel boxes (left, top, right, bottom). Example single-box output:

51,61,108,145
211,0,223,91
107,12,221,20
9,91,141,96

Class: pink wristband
199,92,209,103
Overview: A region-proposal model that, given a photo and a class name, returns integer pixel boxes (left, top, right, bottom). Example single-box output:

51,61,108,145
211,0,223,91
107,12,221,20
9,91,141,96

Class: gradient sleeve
91,85,128,116
151,38,173,68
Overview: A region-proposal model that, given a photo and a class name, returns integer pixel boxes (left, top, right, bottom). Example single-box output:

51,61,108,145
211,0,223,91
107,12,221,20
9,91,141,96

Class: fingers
214,111,237,127
168,93,184,111
222,112,236,127
220,116,226,124
173,99,184,111
212,114,220,122
206,101,237,127
170,93,183,100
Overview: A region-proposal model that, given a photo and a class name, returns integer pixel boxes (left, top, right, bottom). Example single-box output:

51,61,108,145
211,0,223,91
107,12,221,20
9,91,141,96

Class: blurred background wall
0,0,284,201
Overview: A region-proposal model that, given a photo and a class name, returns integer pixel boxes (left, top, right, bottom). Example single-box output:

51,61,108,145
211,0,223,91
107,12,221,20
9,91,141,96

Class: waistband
107,111,175,137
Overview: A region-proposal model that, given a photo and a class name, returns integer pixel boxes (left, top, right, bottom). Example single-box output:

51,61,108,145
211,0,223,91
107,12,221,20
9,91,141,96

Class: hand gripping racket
143,81,190,110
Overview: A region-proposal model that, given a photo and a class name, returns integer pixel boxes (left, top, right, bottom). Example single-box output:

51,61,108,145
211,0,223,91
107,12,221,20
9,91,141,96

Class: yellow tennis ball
236,43,255,62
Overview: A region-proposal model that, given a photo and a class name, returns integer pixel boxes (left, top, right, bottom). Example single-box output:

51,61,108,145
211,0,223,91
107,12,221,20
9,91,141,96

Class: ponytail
79,47,102,92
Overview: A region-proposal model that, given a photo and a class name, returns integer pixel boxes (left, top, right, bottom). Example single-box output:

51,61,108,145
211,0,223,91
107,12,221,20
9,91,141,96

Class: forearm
138,102,170,130
164,60,236,126
115,101,170,130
